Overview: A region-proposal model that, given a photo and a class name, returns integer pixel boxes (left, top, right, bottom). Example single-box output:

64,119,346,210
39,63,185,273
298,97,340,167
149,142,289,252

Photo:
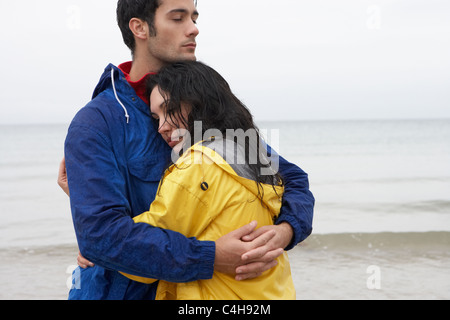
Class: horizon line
0,116,449,127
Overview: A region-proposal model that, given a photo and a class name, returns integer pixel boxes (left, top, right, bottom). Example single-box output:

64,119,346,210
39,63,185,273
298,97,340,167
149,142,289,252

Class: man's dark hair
116,0,161,54
117,0,198,54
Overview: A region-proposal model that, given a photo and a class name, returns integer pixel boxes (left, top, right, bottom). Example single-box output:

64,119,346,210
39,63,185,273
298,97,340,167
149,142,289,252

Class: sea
0,119,449,300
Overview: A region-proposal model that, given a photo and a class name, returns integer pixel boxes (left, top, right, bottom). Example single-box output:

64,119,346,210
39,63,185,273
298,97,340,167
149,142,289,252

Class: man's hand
241,222,294,257
214,221,290,281
57,157,70,196
236,222,293,279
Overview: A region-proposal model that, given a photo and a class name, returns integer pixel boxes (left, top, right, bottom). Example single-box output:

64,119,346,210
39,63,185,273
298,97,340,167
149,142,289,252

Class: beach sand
1,232,449,300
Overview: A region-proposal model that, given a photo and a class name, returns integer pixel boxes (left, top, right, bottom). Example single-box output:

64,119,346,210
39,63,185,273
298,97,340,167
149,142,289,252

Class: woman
121,61,295,300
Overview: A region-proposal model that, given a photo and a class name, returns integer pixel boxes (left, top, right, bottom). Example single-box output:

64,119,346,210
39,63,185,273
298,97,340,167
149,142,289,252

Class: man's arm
276,154,315,248
65,120,215,282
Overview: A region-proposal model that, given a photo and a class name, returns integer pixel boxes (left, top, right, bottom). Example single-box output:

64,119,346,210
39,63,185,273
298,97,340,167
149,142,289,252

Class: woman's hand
57,157,70,196
77,252,95,269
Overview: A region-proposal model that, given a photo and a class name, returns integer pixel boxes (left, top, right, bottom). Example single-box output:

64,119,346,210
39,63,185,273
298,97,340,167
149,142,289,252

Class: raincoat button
201,182,209,191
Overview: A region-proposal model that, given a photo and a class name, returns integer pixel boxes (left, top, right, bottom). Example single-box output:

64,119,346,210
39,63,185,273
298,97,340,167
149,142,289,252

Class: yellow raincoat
121,140,296,300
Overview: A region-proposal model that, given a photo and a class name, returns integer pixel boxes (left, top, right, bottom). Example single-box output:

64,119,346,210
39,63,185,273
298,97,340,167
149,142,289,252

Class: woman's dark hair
116,0,161,53
147,61,283,199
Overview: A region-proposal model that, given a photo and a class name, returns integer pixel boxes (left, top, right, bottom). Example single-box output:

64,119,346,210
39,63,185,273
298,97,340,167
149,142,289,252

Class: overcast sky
1,0,449,124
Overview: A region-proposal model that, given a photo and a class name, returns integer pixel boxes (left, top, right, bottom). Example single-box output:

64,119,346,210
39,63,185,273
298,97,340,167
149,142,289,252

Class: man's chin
170,54,197,63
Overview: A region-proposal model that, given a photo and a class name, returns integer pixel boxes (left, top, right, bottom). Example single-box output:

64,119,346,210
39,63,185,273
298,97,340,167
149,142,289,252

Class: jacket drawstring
111,68,130,124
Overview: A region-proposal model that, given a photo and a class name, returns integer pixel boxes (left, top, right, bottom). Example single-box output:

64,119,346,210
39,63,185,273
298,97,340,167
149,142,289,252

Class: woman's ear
129,18,148,40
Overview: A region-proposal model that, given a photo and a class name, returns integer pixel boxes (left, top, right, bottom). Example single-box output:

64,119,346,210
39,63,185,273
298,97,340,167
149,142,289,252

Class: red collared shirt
118,61,156,105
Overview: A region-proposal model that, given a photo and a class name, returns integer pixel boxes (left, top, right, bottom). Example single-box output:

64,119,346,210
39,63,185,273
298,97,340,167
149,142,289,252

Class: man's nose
187,21,199,38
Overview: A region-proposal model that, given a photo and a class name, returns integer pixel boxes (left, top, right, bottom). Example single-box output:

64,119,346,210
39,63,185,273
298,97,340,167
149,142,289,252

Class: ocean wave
313,176,450,186
319,200,450,214
299,231,450,251
1,232,449,256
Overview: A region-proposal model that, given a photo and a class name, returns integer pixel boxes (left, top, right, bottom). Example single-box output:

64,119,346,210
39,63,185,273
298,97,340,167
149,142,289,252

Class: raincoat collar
175,138,283,214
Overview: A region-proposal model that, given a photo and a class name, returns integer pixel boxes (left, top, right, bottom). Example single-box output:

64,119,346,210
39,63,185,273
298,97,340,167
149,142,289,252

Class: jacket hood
92,64,115,99
92,64,130,123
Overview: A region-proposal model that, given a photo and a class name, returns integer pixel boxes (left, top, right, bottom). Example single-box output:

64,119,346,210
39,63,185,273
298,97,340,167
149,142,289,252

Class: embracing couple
60,0,314,300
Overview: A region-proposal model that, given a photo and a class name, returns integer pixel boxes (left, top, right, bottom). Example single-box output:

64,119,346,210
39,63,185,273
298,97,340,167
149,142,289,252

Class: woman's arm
57,158,70,196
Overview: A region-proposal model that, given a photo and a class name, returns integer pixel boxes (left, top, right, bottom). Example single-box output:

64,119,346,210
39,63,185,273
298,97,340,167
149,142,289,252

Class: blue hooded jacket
65,64,314,300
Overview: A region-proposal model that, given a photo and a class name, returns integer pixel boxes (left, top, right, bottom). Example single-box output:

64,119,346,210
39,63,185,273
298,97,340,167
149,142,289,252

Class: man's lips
183,42,197,49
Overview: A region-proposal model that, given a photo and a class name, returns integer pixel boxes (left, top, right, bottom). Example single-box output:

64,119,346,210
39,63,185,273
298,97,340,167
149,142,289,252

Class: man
63,0,314,300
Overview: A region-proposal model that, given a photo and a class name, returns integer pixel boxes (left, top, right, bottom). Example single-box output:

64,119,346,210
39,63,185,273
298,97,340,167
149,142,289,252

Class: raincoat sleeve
266,144,315,250
65,118,215,283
